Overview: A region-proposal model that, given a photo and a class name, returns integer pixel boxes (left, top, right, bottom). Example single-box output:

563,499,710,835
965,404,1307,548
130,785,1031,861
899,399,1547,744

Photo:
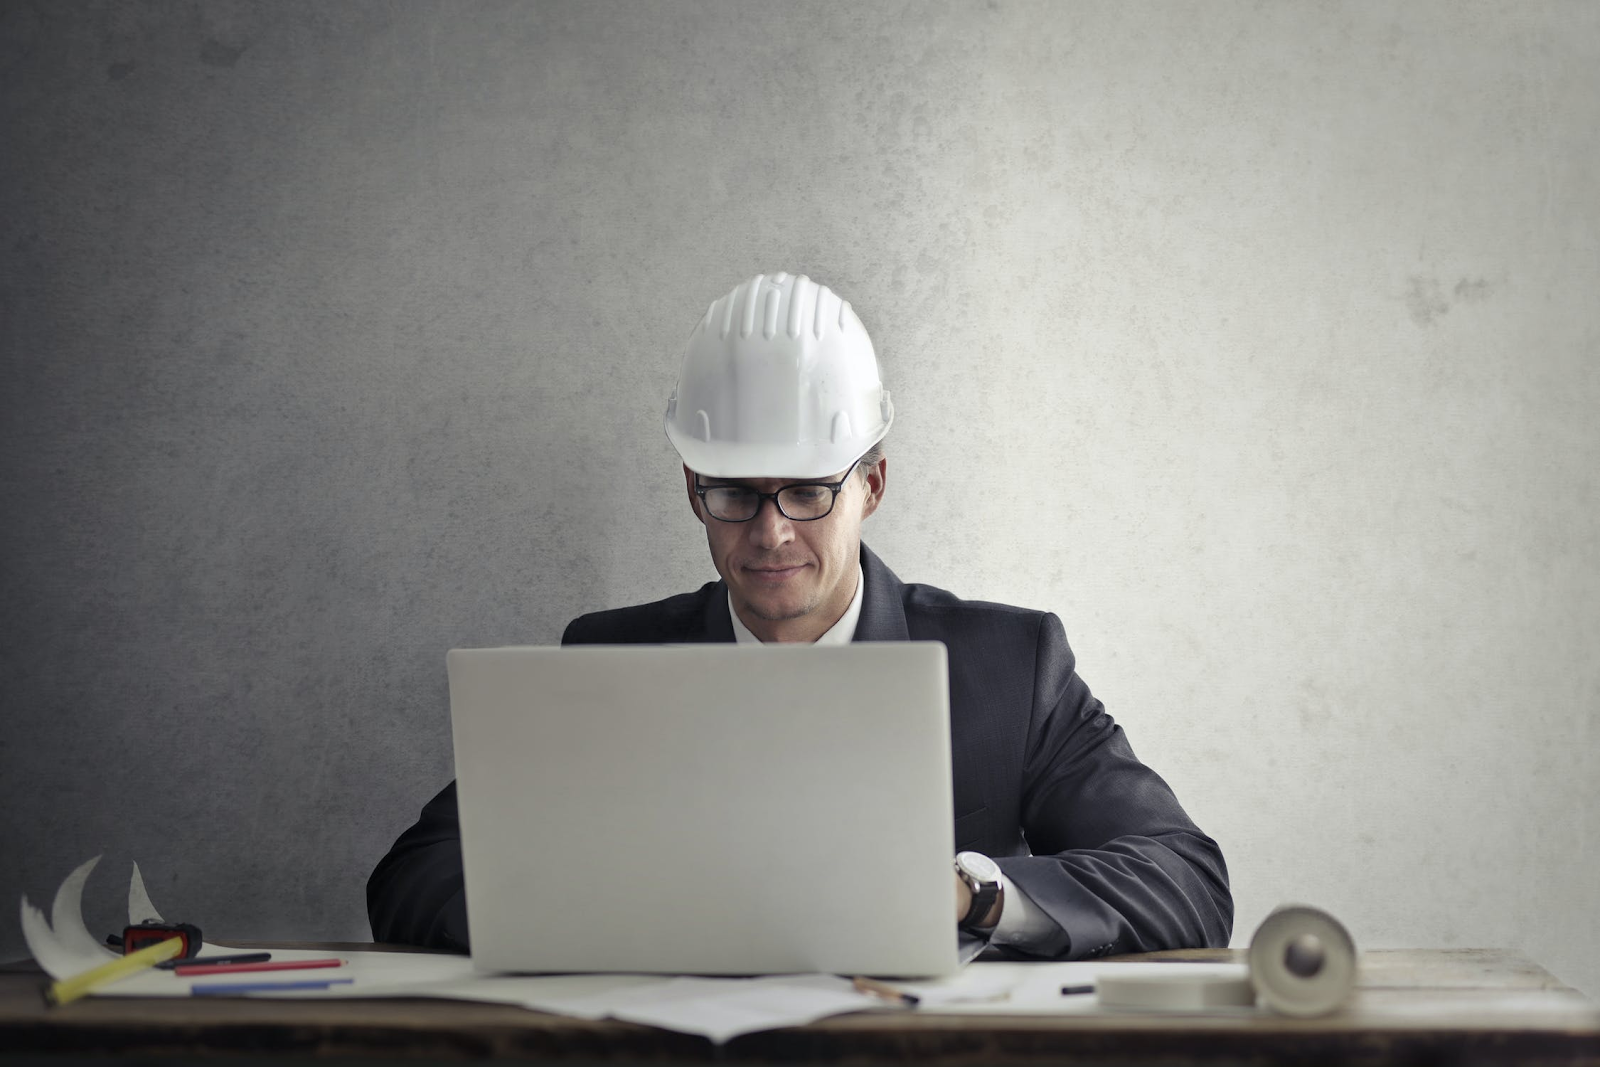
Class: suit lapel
855,543,910,642
701,581,736,643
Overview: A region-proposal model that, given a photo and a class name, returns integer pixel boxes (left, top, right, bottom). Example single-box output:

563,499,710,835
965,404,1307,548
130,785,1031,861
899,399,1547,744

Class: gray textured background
3,1,1597,996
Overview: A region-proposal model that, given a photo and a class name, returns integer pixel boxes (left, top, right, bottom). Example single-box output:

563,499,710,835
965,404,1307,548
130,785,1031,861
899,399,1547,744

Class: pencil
190,978,354,996
44,936,185,1006
173,957,342,977
851,976,920,1007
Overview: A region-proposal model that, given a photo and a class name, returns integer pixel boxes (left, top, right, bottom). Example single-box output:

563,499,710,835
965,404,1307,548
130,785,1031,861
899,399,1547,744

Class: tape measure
121,920,203,960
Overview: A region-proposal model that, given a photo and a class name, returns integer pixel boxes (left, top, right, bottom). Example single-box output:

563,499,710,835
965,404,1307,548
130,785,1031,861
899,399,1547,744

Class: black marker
157,952,272,970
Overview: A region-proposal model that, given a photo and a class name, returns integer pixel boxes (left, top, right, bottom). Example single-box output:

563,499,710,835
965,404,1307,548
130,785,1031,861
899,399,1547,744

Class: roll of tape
1247,904,1357,1017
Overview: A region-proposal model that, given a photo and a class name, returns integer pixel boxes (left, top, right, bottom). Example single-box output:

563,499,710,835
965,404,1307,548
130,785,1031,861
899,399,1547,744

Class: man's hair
856,440,886,482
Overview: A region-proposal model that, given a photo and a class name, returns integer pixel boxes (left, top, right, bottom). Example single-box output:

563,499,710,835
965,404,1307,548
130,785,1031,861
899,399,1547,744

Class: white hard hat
665,272,893,479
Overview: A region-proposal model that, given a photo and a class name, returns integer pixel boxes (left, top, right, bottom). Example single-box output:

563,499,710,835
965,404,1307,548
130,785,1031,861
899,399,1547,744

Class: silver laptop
447,642,959,977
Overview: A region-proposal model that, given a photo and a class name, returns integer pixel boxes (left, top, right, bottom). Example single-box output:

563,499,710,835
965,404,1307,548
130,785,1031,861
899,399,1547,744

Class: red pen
174,957,344,977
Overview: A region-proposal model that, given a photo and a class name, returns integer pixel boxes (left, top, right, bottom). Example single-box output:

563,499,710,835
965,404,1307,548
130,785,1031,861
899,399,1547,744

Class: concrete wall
3,1,1596,995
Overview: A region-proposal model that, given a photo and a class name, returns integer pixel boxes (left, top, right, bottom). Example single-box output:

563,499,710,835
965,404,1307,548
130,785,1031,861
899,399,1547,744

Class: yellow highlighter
45,936,185,1006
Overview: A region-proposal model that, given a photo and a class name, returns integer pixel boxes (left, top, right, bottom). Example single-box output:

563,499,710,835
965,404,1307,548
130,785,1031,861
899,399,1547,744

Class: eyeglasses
694,460,860,523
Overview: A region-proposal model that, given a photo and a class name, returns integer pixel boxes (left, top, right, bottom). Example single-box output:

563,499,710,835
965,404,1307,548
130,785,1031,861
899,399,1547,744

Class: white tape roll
1247,904,1357,1017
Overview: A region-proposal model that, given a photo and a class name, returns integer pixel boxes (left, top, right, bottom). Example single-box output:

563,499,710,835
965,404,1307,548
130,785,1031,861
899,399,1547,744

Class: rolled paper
1095,971,1257,1010
1247,904,1357,1017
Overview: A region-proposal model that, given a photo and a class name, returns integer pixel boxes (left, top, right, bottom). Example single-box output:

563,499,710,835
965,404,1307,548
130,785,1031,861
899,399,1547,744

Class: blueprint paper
16,856,1264,1041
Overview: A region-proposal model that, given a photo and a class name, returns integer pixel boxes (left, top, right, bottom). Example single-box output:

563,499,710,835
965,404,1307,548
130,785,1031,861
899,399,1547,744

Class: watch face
956,851,999,882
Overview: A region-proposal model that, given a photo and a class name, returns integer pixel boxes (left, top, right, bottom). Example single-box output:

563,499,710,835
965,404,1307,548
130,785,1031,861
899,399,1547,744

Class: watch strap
956,859,1002,931
960,880,1000,929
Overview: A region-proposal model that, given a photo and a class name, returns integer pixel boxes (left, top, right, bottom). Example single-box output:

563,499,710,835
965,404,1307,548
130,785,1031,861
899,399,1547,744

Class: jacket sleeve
367,621,600,949
366,781,471,951
992,612,1233,959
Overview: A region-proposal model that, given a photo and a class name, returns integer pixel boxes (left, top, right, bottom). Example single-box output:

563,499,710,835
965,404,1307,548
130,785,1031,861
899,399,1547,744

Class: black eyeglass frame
693,459,862,523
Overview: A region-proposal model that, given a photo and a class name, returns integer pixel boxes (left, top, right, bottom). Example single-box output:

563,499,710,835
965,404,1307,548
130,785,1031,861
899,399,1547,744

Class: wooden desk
3,944,1597,1065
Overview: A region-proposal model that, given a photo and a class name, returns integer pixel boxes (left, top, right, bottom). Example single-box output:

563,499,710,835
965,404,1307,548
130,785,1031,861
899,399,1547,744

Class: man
369,272,1232,958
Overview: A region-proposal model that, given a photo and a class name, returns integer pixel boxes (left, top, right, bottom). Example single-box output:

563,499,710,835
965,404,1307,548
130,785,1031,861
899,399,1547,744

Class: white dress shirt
727,563,1061,950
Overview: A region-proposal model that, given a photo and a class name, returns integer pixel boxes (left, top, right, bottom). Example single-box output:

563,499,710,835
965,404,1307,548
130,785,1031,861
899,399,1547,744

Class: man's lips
742,562,809,583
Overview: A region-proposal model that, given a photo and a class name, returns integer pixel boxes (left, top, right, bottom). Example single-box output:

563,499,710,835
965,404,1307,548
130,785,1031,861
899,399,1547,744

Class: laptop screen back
448,642,958,976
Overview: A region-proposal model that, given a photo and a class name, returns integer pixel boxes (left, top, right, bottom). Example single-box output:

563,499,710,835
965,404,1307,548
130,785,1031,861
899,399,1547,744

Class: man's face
684,460,886,642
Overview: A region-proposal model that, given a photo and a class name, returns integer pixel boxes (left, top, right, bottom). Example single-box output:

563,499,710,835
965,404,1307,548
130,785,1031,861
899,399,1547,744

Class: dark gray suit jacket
367,544,1233,958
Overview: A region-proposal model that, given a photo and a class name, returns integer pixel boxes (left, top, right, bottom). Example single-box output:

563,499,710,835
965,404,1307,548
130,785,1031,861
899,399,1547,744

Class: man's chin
741,598,814,623
736,588,818,623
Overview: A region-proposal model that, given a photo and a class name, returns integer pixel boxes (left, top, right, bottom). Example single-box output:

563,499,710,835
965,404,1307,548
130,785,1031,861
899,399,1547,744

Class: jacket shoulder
562,582,719,644
900,579,1051,641
901,579,1047,622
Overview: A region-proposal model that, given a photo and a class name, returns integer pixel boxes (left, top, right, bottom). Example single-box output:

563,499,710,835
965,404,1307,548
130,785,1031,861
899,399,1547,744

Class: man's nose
745,497,794,549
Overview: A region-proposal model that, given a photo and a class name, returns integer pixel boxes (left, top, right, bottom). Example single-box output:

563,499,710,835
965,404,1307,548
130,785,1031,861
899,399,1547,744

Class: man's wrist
971,881,1004,931
954,852,1004,932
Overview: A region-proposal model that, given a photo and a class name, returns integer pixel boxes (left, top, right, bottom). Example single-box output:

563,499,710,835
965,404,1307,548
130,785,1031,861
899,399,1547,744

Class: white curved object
128,861,165,925
50,855,119,966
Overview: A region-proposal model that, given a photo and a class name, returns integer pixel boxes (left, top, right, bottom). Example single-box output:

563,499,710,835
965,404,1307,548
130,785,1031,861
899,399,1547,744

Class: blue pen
191,978,354,996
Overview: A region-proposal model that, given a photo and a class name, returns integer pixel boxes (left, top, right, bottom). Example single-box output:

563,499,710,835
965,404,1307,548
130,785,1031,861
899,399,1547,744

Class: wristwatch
954,851,1004,932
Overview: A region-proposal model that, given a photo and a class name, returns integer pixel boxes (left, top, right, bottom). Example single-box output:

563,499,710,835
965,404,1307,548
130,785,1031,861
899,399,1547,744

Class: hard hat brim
666,423,888,481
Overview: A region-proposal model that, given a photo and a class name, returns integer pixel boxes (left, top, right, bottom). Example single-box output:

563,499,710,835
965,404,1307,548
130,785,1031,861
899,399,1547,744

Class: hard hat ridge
666,272,893,480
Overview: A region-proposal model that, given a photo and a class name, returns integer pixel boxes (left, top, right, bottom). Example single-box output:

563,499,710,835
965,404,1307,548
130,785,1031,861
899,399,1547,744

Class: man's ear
683,464,706,524
859,456,887,520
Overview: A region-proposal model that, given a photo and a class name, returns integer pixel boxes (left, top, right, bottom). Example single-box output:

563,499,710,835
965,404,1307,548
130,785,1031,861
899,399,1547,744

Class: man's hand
954,871,1004,930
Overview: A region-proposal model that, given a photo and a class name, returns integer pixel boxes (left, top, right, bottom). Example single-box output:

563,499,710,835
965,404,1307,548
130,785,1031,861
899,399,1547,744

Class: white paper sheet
593,975,884,1044
102,947,477,997
97,952,881,1043
335,972,667,1014
21,856,305,981
20,856,120,979
19,895,94,979
899,960,1256,1015
127,862,163,925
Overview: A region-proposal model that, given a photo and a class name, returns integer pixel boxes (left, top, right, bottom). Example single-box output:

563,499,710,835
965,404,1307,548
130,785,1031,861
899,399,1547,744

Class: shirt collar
728,562,866,645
